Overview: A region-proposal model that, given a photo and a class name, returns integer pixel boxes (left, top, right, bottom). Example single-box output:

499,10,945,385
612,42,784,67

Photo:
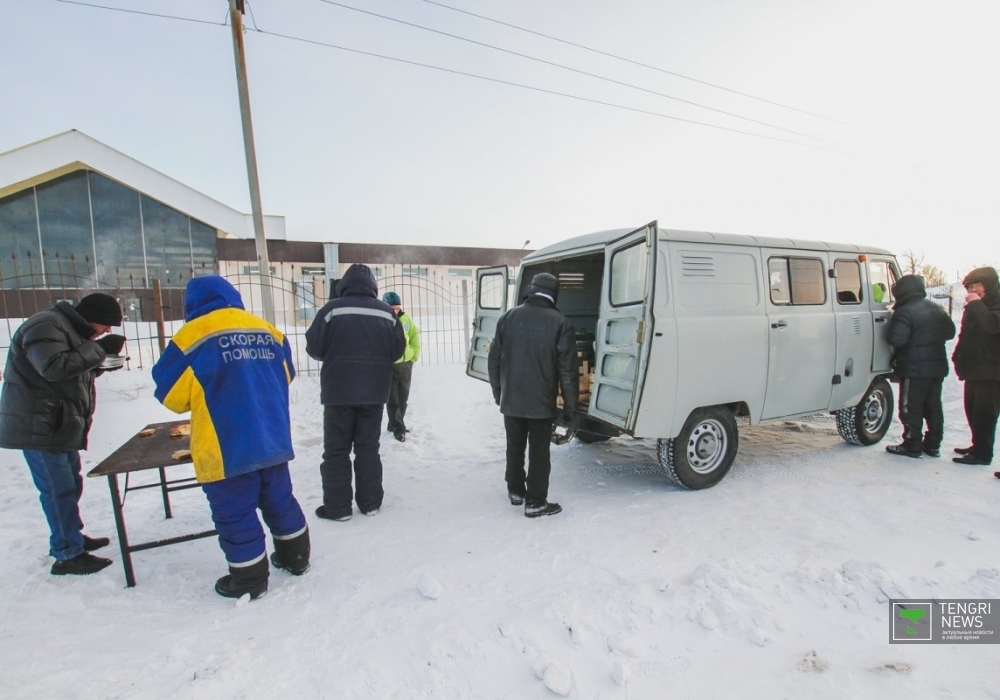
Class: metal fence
1,253,477,374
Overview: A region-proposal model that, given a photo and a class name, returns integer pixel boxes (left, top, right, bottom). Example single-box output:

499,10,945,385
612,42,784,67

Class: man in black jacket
488,273,578,517
884,275,956,458
951,267,1000,466
306,264,406,521
0,293,126,575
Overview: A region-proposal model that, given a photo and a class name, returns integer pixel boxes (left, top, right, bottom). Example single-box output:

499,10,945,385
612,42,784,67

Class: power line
252,27,828,150
43,0,831,149
52,0,227,26
422,0,852,126
317,0,834,144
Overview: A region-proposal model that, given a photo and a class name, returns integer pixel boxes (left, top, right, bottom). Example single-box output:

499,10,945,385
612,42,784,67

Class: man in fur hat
951,267,1000,467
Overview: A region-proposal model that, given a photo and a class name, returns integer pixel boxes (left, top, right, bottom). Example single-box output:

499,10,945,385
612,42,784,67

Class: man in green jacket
382,291,420,443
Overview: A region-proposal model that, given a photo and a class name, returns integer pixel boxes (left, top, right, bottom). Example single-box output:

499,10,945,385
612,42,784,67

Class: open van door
466,265,509,382
589,222,657,430
866,256,898,373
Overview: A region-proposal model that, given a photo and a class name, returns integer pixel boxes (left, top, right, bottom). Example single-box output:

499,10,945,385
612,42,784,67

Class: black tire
835,377,894,446
657,407,739,490
575,430,612,444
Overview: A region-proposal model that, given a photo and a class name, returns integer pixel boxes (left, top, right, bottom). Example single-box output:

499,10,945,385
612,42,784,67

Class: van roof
522,226,895,263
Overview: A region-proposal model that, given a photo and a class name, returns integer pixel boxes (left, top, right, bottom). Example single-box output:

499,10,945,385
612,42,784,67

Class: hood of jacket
891,274,927,308
184,276,245,321
336,264,379,298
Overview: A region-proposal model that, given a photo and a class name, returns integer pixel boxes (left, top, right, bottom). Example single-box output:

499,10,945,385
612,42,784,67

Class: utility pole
229,0,275,323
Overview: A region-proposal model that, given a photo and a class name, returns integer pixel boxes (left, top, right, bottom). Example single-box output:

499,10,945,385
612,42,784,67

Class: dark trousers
386,362,413,434
898,377,945,452
320,404,385,517
504,415,554,502
963,379,1000,463
23,449,86,561
201,462,306,566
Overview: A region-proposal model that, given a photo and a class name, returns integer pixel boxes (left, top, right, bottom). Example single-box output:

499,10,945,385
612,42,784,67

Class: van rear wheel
835,377,894,445
658,407,738,490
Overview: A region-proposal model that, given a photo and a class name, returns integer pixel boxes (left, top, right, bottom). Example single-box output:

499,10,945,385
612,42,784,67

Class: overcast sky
2,0,998,279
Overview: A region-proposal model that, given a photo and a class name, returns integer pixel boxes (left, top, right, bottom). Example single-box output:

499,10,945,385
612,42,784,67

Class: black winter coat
886,277,956,378
305,265,406,405
488,295,579,419
952,288,1000,381
0,302,108,450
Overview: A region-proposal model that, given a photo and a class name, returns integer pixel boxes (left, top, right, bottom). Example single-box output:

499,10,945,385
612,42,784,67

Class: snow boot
51,552,112,576
885,444,921,458
953,455,990,466
316,505,352,522
215,557,269,600
954,446,974,455
508,492,525,506
525,500,562,518
83,534,110,551
271,528,310,576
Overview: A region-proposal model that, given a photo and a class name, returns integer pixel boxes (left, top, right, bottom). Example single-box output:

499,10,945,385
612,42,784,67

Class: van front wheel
658,407,738,490
835,377,894,445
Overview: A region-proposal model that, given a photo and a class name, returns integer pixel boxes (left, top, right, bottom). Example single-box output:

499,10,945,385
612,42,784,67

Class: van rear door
466,265,509,382
589,222,657,430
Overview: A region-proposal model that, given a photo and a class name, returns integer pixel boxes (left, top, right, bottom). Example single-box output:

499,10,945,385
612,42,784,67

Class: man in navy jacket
306,264,406,520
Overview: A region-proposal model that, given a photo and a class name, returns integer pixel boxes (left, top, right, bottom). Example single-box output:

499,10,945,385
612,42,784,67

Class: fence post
461,278,470,363
153,279,167,355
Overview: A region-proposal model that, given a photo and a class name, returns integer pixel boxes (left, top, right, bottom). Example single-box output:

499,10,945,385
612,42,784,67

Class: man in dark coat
488,272,578,517
950,267,1000,466
884,275,956,458
306,264,406,521
0,293,126,575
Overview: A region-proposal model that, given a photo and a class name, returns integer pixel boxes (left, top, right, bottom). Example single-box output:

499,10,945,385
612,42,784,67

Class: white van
467,221,901,489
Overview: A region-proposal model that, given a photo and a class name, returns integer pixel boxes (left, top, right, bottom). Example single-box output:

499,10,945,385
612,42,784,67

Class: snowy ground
2,360,999,699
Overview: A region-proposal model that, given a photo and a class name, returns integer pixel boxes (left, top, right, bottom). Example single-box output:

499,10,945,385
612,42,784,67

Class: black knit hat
527,272,560,303
962,267,999,290
75,293,123,326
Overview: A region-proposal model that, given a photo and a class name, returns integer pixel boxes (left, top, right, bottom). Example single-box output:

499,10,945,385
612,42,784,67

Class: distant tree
899,249,924,275
919,264,948,287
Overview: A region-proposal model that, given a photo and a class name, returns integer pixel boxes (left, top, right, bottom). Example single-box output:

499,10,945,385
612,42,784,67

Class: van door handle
771,321,788,329
874,317,887,324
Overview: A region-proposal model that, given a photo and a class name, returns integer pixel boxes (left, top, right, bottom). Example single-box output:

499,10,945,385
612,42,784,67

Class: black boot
215,557,269,600
886,444,922,458
525,499,562,518
271,528,310,576
51,552,112,576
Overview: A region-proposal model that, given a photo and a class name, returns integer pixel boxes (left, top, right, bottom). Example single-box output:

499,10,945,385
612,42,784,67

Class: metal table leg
157,466,173,519
106,473,136,588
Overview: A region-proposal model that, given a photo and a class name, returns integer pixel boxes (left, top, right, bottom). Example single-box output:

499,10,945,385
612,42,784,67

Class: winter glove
97,334,126,355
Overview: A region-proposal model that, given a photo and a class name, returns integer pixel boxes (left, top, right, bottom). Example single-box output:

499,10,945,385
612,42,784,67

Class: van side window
610,242,648,306
768,257,825,305
868,261,897,306
834,260,863,304
479,272,505,310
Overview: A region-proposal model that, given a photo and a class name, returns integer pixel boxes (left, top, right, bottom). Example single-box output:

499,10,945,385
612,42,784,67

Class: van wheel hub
686,420,727,473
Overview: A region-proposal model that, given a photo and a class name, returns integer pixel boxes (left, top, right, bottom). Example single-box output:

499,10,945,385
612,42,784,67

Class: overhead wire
422,0,852,126
52,0,227,26
44,0,833,149
317,0,835,144
252,26,828,150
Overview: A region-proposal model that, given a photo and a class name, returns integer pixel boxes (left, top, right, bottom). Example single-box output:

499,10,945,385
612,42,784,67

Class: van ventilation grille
852,316,861,334
558,272,585,290
681,254,715,277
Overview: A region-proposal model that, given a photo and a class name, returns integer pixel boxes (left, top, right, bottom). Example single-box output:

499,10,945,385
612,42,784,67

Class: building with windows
0,130,528,321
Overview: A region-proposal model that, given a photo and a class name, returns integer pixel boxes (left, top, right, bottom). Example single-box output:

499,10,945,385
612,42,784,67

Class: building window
448,268,473,277
402,267,428,277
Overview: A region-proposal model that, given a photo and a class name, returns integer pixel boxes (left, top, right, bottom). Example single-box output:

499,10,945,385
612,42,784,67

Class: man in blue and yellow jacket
153,276,309,600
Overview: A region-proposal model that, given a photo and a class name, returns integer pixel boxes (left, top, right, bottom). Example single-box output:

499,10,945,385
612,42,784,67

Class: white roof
524,226,895,263
0,130,285,240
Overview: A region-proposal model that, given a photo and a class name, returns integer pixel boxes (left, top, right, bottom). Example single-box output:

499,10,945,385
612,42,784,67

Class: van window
834,260,863,304
479,272,505,310
768,257,826,305
610,242,648,306
868,260,897,306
